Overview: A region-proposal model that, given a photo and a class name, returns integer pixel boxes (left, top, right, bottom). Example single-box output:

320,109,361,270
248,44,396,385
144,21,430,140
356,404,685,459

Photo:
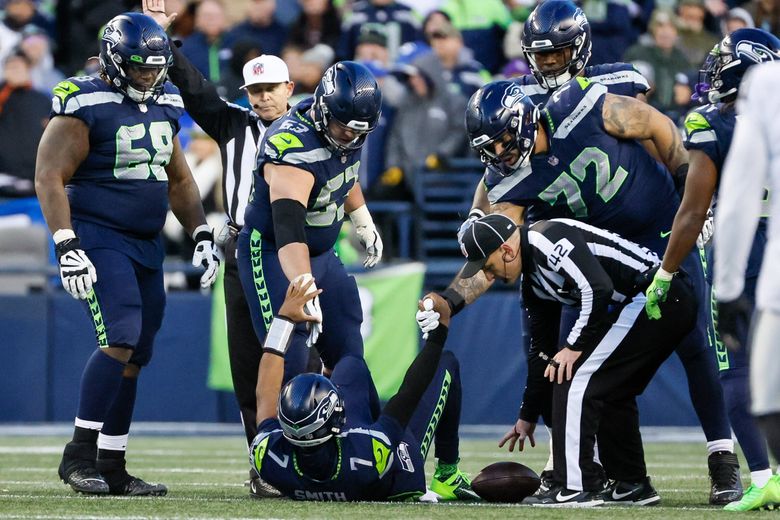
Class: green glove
645,268,674,319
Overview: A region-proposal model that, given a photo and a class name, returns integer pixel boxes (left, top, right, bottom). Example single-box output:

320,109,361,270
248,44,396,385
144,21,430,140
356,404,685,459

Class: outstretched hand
143,0,177,30
498,419,536,452
278,276,323,324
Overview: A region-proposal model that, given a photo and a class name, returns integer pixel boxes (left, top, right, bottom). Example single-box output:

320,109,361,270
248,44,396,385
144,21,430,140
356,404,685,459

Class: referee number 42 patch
547,238,574,272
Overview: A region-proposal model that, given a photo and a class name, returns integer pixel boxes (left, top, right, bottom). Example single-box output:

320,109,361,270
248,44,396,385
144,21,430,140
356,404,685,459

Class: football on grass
471,461,541,502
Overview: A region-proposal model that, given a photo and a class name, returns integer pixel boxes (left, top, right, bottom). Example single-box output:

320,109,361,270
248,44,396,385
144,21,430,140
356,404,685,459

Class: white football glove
192,225,223,290
415,298,439,339
696,209,714,249
457,208,485,244
293,273,323,347
350,205,383,268
54,229,97,300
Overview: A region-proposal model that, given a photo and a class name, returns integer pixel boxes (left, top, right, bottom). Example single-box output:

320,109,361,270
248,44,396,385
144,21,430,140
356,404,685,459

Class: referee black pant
552,274,697,491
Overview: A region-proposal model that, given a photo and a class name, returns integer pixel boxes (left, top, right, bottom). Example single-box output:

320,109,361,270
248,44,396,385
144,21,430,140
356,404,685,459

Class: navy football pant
223,234,265,447
707,224,770,472
237,229,364,375
82,248,165,366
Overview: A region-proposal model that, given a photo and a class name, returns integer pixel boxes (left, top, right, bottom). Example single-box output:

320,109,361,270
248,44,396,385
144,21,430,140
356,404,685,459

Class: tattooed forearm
602,94,651,138
664,117,688,173
450,269,494,305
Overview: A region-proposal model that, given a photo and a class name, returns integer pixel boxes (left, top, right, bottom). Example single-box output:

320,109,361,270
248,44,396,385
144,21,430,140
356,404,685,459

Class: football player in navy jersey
248,277,475,502
460,0,652,222
645,28,780,511
237,62,384,392
35,13,221,496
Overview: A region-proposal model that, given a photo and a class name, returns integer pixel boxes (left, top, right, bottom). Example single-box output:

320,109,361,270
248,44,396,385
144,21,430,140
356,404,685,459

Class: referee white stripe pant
552,275,698,491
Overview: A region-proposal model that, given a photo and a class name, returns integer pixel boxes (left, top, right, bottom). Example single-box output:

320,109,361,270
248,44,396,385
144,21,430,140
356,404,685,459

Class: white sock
706,439,734,455
751,469,773,488
97,433,129,452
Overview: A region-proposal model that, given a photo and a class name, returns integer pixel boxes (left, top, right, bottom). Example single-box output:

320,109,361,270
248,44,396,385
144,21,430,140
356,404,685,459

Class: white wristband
263,317,295,355
191,224,211,241
53,228,76,244
657,268,675,281
348,204,373,228
468,208,485,219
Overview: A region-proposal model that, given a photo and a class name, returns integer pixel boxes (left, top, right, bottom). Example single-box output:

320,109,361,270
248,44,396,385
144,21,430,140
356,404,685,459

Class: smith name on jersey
250,415,425,502
51,76,184,238
244,98,360,256
488,76,679,253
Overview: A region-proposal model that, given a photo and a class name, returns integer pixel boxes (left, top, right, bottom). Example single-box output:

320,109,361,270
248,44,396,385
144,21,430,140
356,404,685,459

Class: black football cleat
708,451,743,505
523,483,603,507
601,476,660,506
97,457,167,497
58,463,110,495
110,476,168,496
249,476,283,499
58,441,109,495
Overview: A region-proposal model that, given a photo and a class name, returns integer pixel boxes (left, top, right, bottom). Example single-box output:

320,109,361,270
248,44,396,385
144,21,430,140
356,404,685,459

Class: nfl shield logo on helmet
253,62,265,76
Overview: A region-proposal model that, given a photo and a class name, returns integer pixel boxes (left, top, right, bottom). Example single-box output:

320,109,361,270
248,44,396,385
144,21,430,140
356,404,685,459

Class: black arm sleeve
518,287,560,424
168,41,246,143
383,326,448,429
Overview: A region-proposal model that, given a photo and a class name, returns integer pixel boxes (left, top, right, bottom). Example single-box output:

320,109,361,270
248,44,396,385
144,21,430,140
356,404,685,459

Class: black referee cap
459,214,518,278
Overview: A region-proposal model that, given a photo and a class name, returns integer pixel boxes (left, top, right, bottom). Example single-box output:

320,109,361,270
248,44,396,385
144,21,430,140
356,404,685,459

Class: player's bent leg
402,352,477,501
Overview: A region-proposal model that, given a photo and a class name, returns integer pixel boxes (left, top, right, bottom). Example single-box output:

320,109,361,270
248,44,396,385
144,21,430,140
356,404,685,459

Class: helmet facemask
525,38,590,90
314,97,372,153
473,104,539,177
278,386,346,448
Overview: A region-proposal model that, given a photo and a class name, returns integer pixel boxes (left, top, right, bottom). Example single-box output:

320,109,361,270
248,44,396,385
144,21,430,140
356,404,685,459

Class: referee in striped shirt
144,0,293,497
455,214,698,506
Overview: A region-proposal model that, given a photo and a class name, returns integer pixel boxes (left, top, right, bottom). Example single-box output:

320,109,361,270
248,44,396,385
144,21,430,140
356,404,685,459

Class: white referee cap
240,55,290,88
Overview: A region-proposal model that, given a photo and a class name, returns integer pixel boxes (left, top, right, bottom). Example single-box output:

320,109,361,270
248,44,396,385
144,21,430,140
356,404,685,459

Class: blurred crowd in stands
1,0,778,272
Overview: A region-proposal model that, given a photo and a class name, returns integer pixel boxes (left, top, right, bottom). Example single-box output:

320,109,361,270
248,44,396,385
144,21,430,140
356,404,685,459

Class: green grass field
0,435,776,519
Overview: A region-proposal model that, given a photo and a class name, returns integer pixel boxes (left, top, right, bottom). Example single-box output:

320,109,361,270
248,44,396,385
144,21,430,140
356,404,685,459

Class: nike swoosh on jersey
660,230,672,238
556,490,581,501
279,136,292,144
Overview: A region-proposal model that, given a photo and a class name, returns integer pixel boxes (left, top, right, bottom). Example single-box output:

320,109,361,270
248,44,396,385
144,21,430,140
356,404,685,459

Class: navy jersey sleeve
682,105,726,169
261,121,323,177
527,221,614,351
585,63,650,97
51,76,115,126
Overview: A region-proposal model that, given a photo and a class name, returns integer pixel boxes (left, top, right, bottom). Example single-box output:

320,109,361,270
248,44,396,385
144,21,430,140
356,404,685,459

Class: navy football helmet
278,373,345,448
694,28,780,103
99,13,172,103
312,61,382,154
465,81,540,176
522,0,592,89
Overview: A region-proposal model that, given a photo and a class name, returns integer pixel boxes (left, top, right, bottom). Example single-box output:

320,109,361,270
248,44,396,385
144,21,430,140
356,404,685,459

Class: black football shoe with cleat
58,441,109,495
522,483,604,507
601,477,660,506
96,457,167,496
708,451,743,505
249,476,283,499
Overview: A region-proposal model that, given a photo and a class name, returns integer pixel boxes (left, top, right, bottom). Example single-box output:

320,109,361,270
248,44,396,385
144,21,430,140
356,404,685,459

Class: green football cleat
430,461,480,501
724,475,780,511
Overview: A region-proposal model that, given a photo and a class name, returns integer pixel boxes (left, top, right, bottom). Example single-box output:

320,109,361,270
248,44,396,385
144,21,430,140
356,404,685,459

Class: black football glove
717,295,752,351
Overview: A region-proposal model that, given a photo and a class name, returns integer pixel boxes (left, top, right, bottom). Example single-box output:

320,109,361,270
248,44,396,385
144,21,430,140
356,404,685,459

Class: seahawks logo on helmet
501,84,524,111
321,65,337,96
735,40,780,64
101,25,122,46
